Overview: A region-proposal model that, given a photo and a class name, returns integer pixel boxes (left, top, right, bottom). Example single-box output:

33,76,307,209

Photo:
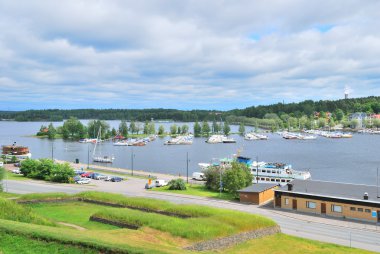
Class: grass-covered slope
0,197,55,226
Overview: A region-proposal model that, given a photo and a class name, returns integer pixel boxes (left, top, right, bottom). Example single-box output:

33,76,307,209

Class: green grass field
0,231,97,254
4,170,28,181
151,183,236,200
0,191,377,254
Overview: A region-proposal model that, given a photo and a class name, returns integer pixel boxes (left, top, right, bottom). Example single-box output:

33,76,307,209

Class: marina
1,120,380,186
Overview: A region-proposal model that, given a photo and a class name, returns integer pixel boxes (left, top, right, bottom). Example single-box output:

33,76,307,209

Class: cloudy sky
1,0,380,110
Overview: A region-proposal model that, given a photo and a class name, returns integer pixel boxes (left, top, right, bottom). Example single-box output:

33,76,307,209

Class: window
262,170,266,173
270,179,275,182
266,178,270,181
285,198,289,205
365,209,371,213
358,208,363,212
261,178,265,181
276,179,280,182
286,180,291,182
306,201,316,209
272,170,276,174
331,205,342,213
350,207,356,211
256,177,259,180
252,169,256,172
281,179,286,182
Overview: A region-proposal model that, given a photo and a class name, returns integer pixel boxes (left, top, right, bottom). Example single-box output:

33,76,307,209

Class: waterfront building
274,180,380,223
238,183,278,205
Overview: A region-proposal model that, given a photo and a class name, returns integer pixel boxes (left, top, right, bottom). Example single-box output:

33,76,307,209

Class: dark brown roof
238,183,278,193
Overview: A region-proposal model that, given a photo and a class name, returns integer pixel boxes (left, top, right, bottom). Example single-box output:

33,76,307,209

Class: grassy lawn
222,233,374,254
27,202,118,230
0,231,97,254
4,170,28,181
0,192,20,198
151,184,236,200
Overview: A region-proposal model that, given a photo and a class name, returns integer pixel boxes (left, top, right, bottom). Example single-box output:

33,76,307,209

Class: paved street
4,179,380,252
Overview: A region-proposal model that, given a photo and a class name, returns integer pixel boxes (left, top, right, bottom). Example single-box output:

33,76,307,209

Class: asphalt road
4,179,380,253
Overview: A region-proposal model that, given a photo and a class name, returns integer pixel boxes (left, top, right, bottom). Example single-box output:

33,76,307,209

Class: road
5,179,380,253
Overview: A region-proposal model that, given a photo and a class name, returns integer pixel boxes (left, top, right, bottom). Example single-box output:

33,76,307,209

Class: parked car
12,169,22,174
192,172,206,181
145,183,155,189
13,162,21,167
74,169,86,175
155,179,168,187
0,161,4,167
95,174,107,180
81,172,92,178
104,176,112,181
111,177,123,182
75,177,91,184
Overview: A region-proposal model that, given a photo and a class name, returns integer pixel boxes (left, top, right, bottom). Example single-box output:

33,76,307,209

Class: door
378,210,380,223
321,203,326,214
292,199,297,210
275,196,281,207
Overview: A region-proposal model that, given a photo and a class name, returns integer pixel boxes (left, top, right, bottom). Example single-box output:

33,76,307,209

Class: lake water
1,120,380,185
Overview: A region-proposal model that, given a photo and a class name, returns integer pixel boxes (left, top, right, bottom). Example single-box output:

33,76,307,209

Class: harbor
1,120,380,186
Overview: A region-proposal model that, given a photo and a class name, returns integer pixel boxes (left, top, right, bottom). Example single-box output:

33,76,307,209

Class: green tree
143,121,149,135
335,109,344,121
129,121,137,135
373,119,380,129
119,120,128,137
87,120,109,139
238,123,245,135
223,121,231,136
222,162,253,198
148,122,156,134
111,127,117,137
212,120,220,133
202,121,210,136
318,118,326,128
158,125,165,135
193,121,201,137
48,162,75,183
204,166,224,191
170,124,178,135
62,117,85,139
47,123,56,139
181,124,189,134
177,126,181,135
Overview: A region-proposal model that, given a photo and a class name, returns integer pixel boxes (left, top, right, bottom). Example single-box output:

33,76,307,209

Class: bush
204,166,224,191
222,162,253,198
168,178,186,190
20,159,75,183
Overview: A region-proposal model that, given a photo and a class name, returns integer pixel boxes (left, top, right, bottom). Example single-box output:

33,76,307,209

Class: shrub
204,166,224,191
167,178,186,190
20,159,74,183
222,162,253,198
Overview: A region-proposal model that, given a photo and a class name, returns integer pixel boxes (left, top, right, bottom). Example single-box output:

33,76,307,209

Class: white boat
245,132,268,140
79,138,98,143
198,156,311,185
92,126,115,163
113,140,130,146
164,135,193,145
206,135,235,143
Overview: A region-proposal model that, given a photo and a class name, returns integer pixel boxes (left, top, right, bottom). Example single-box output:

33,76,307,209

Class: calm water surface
1,120,379,185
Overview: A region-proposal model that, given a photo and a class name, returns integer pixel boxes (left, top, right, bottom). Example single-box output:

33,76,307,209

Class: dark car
14,162,21,167
90,173,102,179
111,177,123,182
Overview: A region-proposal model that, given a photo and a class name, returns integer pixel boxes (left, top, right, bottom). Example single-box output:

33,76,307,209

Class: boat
79,138,98,143
164,135,193,145
198,155,311,185
92,127,115,163
113,140,130,146
245,132,268,140
206,135,235,144
1,143,32,159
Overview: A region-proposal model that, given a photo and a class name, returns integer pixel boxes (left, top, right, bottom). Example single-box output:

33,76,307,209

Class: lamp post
51,143,54,161
87,144,90,169
131,147,135,176
186,152,189,183
256,156,259,183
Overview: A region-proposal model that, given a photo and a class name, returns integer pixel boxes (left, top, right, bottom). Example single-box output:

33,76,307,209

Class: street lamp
87,144,90,169
131,147,135,176
186,152,190,183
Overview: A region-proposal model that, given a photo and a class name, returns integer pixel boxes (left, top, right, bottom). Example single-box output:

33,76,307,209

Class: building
238,183,278,205
349,112,368,128
274,180,380,223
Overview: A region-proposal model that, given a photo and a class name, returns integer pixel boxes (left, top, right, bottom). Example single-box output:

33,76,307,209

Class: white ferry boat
198,156,311,185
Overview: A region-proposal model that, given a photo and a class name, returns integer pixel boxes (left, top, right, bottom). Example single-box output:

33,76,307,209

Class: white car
104,176,112,181
155,179,168,187
95,174,107,180
12,169,22,174
0,161,3,167
192,172,205,181
76,178,91,184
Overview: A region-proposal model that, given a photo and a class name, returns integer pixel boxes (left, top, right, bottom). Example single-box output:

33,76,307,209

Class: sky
1,0,380,111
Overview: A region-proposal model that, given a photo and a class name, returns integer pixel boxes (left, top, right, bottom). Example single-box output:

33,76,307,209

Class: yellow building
274,180,380,223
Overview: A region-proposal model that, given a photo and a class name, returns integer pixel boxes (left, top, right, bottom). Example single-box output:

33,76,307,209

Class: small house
238,183,278,205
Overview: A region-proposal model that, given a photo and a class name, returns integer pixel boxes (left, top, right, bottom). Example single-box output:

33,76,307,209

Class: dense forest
1,96,380,122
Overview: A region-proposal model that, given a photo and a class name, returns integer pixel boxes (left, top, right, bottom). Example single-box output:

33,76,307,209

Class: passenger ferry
2,143,32,160
198,156,311,185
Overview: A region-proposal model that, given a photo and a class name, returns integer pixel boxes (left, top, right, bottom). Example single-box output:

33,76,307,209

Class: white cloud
0,0,379,110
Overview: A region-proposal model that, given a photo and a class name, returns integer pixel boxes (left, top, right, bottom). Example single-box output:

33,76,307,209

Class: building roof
238,183,278,193
276,179,380,204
